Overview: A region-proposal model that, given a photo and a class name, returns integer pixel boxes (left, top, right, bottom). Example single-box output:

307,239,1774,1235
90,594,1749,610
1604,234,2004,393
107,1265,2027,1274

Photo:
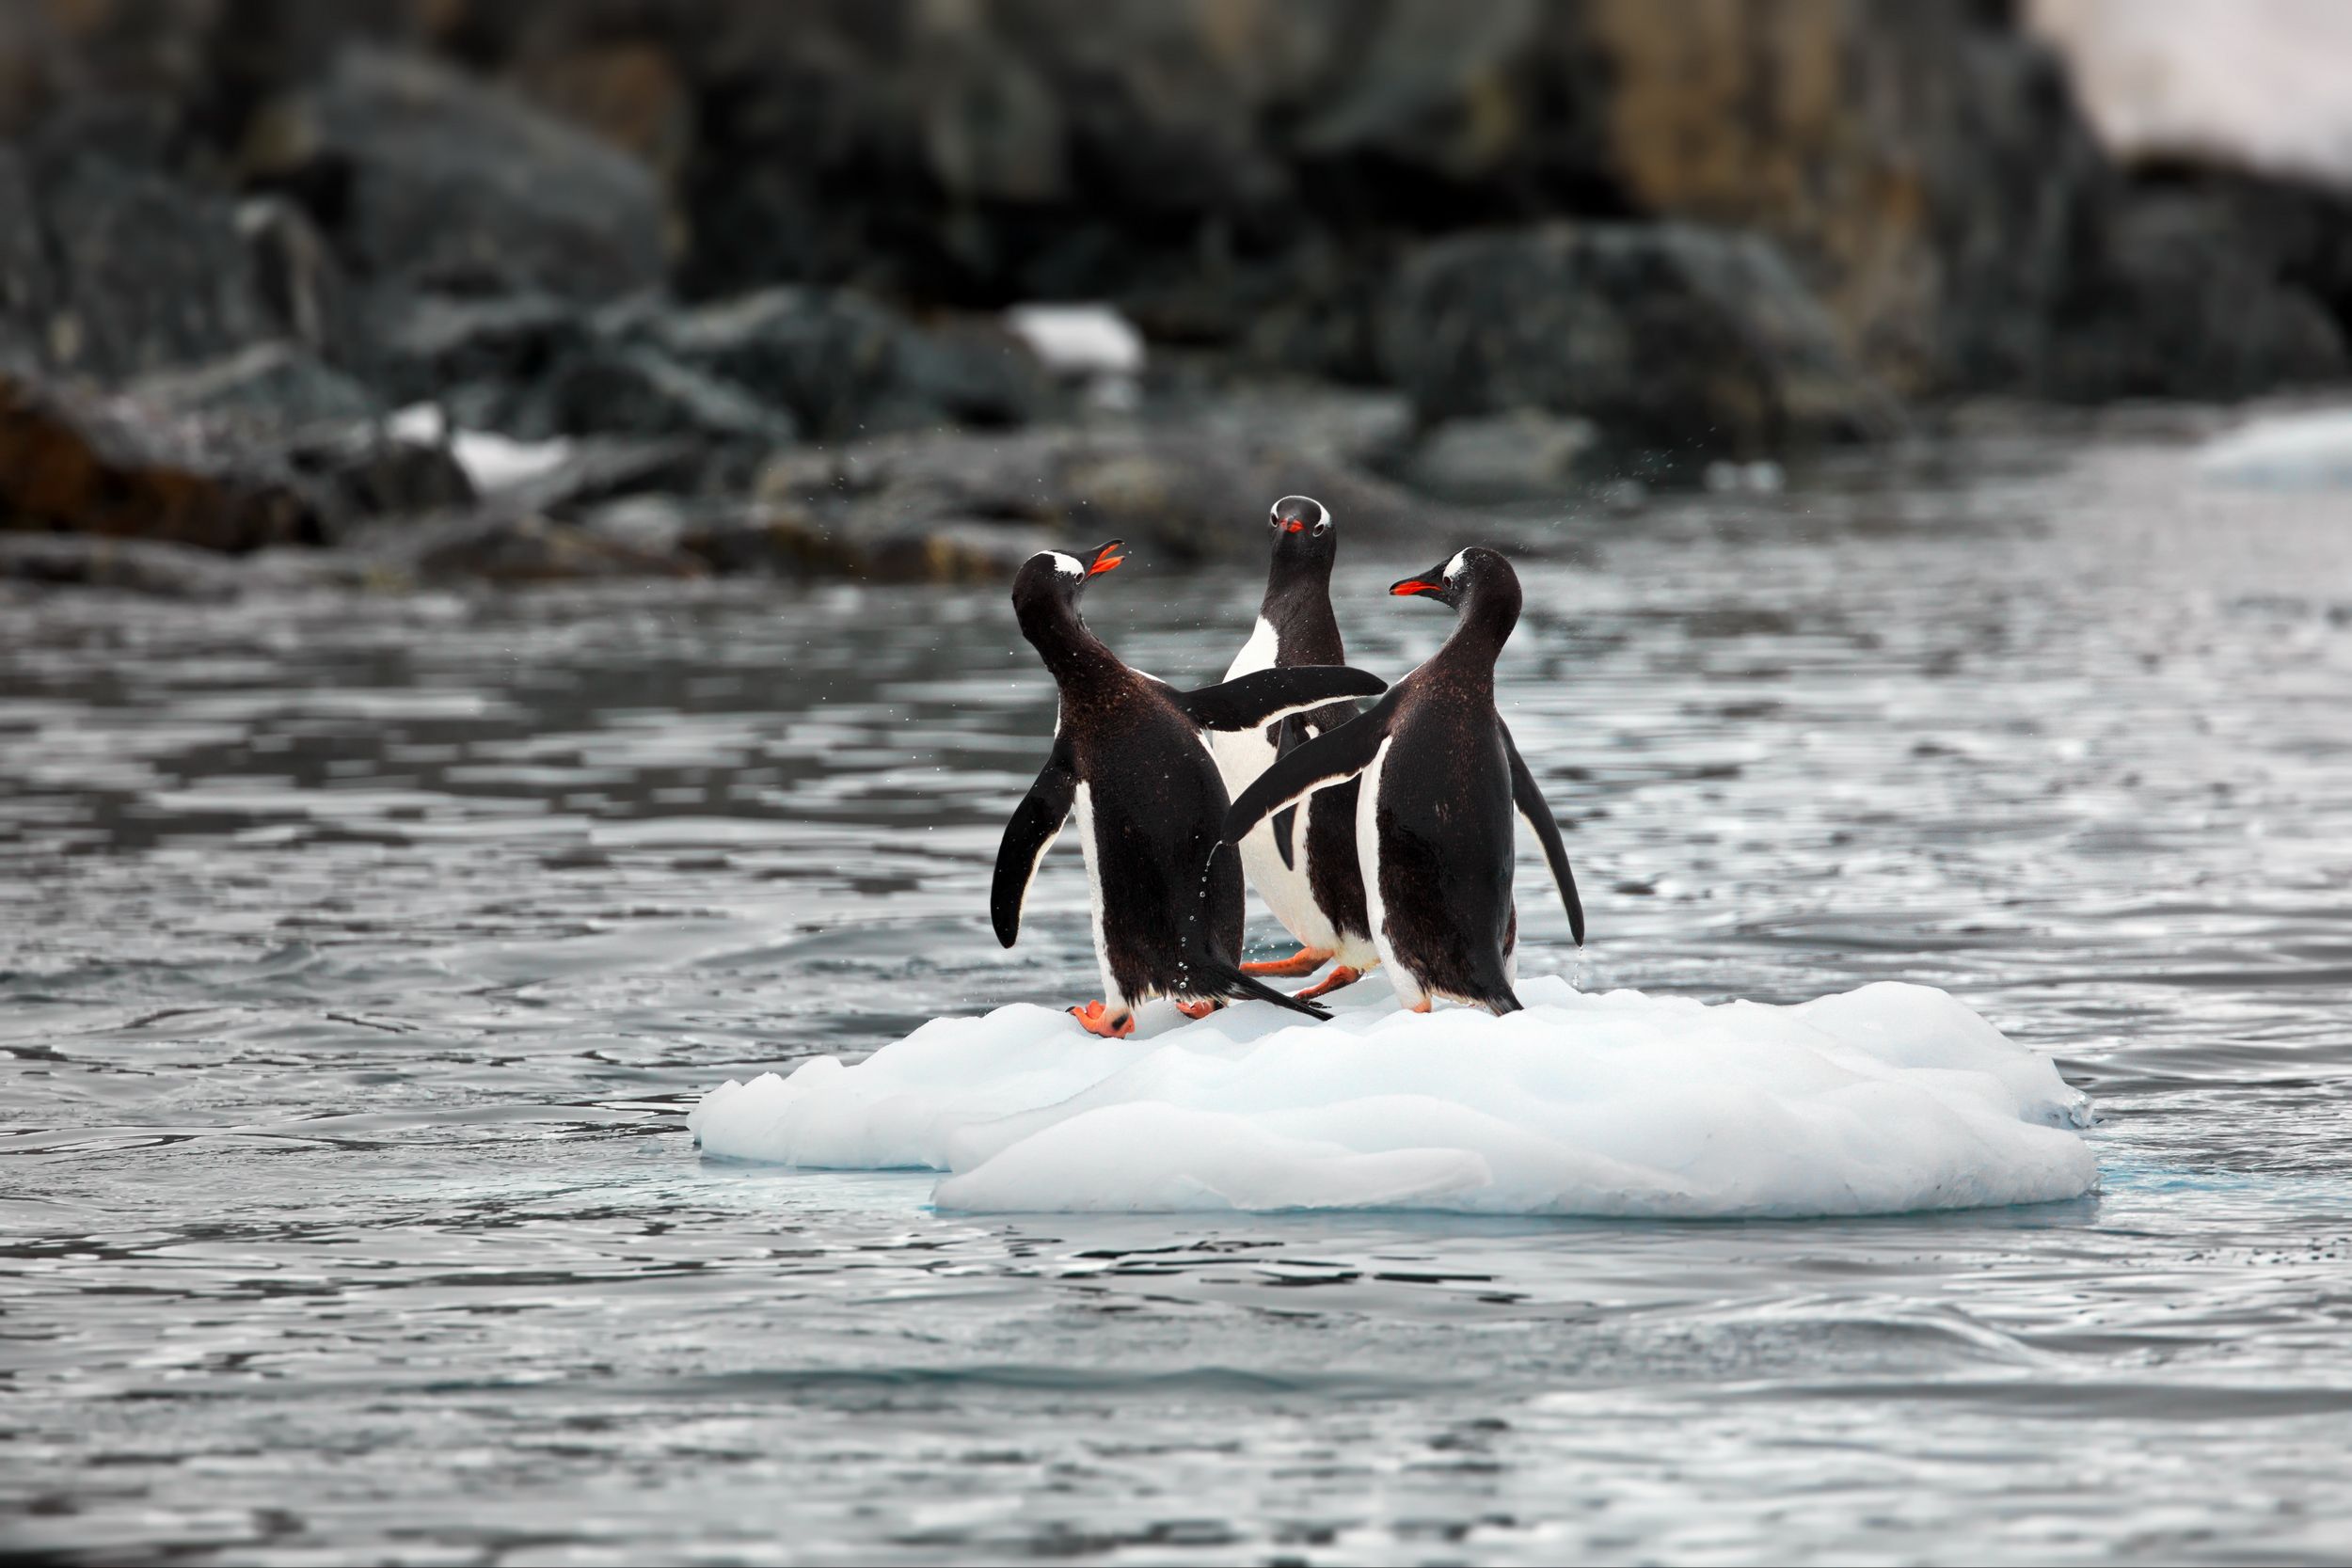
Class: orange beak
1390,579,1439,596
1284,519,1305,532
1088,543,1125,576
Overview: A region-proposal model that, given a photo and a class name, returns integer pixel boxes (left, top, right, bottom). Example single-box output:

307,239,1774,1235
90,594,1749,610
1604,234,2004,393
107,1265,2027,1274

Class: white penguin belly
1071,782,1127,1011
1209,619,1341,954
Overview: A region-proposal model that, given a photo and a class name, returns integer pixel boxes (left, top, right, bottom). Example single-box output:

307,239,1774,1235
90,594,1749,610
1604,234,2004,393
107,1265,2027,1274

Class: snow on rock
389,404,575,493
1002,304,1146,377
2029,0,2352,191
2195,406,2352,489
690,978,2099,1219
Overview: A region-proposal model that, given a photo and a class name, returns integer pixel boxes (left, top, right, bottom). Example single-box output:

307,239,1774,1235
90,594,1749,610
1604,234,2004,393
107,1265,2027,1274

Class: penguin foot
1404,996,1434,1014
1292,964,1368,1001
1240,946,1333,977
1174,997,1225,1020
1068,1000,1136,1038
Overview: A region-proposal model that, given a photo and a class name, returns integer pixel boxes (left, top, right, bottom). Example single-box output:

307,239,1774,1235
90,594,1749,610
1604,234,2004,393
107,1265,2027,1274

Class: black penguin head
1011,539,1123,634
1391,545,1521,641
1390,545,1512,610
1266,495,1336,572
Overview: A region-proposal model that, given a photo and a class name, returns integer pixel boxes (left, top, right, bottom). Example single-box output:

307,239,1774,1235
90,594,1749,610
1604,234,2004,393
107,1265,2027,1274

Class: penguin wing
991,740,1079,948
1269,715,1308,869
1501,721,1585,947
1219,698,1396,845
1179,666,1386,733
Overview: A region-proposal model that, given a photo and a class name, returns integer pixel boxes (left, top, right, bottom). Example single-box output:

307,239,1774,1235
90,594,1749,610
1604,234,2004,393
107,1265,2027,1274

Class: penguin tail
1196,958,1332,1021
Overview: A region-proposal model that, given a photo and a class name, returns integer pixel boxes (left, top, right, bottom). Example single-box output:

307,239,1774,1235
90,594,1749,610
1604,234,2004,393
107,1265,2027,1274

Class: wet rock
1382,223,1902,459
237,196,373,374
32,150,278,382
382,511,704,586
533,341,793,446
243,48,665,302
278,420,475,522
0,150,57,369
756,421,1470,579
0,368,328,552
373,291,587,407
129,341,382,429
1399,409,1604,501
481,436,710,517
0,533,251,601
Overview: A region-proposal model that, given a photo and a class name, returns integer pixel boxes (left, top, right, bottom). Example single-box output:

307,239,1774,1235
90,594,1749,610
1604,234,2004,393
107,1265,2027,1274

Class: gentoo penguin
1217,546,1583,1015
993,540,1389,1037
1206,495,1382,1001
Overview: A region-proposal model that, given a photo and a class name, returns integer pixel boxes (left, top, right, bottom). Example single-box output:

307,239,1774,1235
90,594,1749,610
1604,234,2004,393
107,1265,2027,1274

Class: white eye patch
1047,552,1086,578
1444,548,1470,580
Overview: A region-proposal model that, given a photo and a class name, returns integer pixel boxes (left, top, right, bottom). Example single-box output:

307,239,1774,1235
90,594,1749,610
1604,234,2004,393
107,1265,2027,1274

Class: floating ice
691,979,2099,1219
2195,407,2352,490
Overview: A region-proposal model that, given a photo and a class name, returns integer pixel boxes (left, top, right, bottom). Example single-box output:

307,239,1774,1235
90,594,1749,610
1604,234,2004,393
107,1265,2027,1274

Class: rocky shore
3,0,2347,595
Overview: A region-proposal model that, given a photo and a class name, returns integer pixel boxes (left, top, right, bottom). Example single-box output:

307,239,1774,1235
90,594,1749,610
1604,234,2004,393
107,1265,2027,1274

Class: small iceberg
2195,406,2352,489
690,978,2098,1220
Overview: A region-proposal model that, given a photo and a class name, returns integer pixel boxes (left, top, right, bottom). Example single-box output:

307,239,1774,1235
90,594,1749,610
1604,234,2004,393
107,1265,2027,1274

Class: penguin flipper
991,741,1078,948
1220,700,1394,845
1179,666,1386,733
1502,721,1585,947
1269,715,1307,869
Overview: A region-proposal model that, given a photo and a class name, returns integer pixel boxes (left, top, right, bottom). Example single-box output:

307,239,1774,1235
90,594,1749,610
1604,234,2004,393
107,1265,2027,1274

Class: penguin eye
1268,514,1280,529
1312,519,1330,535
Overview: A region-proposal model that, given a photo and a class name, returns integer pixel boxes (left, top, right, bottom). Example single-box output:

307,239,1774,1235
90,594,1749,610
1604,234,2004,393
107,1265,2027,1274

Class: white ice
1002,304,1146,377
2194,406,2352,489
690,978,2099,1219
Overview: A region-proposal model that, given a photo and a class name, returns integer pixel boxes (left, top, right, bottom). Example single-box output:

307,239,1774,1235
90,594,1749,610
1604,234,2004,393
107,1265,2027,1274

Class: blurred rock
533,341,793,446
0,367,329,552
130,341,382,428
757,423,1470,578
0,533,251,600
348,509,702,586
238,196,373,372
1400,410,1604,501
373,291,586,405
243,47,665,301
33,150,278,382
1384,223,1902,458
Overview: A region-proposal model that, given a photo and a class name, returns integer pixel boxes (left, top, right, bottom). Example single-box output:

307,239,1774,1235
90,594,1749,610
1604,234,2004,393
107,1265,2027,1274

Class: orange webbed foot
1240,946,1333,977
1293,965,1367,1001
1068,1000,1136,1038
1174,997,1224,1020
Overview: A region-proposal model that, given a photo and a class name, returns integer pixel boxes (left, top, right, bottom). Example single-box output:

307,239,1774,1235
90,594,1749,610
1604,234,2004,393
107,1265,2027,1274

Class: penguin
993,539,1390,1037
1216,546,1584,1015
1206,495,1383,1001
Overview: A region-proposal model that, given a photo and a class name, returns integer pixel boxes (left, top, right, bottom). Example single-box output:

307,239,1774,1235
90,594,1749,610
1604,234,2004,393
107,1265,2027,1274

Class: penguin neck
1260,559,1341,655
1020,600,1121,687
1437,582,1520,673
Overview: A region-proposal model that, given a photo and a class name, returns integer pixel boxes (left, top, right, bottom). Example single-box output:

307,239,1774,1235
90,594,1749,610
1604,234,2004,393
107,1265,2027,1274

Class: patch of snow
2194,406,2352,488
2029,0,2352,191
389,403,575,494
690,978,2099,1219
1003,304,1146,377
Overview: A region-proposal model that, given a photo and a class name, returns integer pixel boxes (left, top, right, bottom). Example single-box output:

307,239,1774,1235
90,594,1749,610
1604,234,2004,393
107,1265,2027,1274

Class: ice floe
691,978,2099,1219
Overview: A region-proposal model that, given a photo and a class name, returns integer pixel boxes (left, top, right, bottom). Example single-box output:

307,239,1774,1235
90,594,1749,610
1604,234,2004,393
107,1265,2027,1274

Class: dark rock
1383,223,1901,458
484,436,710,517
0,533,251,600
278,420,475,522
0,367,329,552
534,341,793,446
237,196,373,373
243,48,666,302
1398,410,1604,501
755,421,1474,579
382,511,704,585
33,150,278,382
129,341,383,428
627,287,903,438
2047,191,2349,400
0,150,58,368
373,291,587,405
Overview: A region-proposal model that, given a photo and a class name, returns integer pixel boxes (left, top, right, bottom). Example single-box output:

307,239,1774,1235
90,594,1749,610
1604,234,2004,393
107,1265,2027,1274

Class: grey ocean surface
4,427,2350,1564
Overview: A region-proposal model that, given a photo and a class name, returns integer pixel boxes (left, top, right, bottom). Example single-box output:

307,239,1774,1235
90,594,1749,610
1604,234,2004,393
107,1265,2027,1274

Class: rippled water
5,427,2351,1563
